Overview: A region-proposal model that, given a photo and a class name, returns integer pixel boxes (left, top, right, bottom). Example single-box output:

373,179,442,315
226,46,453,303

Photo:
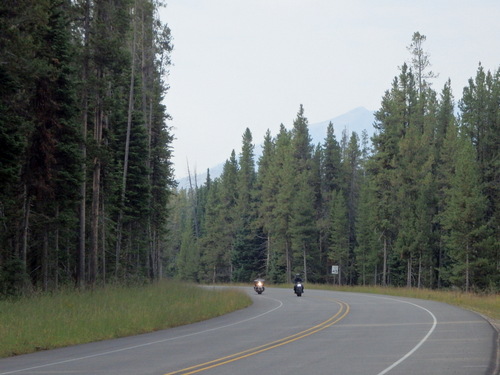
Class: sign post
331,265,339,285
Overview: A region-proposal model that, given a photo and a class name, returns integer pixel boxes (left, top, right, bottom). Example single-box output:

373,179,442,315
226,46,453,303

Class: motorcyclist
293,274,303,293
254,278,265,294
254,278,264,288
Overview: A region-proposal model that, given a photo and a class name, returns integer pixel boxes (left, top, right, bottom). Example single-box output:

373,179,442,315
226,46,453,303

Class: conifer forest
0,0,498,295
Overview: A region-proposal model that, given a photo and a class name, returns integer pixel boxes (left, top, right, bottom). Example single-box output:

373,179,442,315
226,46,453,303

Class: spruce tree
289,105,318,282
441,135,489,291
342,132,362,284
256,129,276,276
354,178,379,285
459,66,500,287
232,128,265,281
329,191,349,285
269,125,294,283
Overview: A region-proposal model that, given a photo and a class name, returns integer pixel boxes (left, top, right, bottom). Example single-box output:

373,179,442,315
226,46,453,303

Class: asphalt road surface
0,287,497,375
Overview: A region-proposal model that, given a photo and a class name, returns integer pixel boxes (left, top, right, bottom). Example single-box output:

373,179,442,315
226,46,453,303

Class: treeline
0,0,174,295
167,33,499,291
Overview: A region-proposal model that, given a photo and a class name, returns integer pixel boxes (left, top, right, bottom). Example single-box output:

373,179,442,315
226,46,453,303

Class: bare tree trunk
55,205,60,288
418,252,422,288
156,232,163,280
187,163,200,238
266,233,270,275
407,257,412,287
139,0,156,280
303,244,307,282
115,3,137,277
465,244,470,292
90,92,103,284
78,0,90,289
20,184,30,270
147,99,155,279
437,238,443,288
42,228,49,291
101,200,106,284
382,236,387,286
286,239,291,283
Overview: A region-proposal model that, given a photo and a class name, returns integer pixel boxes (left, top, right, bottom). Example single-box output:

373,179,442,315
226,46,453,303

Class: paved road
0,287,497,375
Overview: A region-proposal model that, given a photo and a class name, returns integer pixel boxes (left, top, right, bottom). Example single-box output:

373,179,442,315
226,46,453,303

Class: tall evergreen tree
342,132,362,284
407,31,438,94
232,129,265,281
268,125,294,283
11,0,81,289
329,191,349,285
440,135,489,291
354,178,379,285
256,129,276,275
289,105,318,282
459,65,500,288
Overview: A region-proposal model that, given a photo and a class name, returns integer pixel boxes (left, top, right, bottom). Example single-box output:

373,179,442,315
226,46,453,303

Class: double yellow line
164,298,350,375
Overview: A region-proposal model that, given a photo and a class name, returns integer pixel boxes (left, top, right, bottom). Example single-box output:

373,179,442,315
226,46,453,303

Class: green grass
302,284,500,321
0,281,251,358
1,281,497,359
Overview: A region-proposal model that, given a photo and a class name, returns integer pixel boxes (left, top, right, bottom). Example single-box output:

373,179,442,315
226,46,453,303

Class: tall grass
304,284,500,321
1,282,496,359
0,281,251,358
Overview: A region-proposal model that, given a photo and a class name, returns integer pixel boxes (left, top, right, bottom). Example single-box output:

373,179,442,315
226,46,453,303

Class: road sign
331,265,339,275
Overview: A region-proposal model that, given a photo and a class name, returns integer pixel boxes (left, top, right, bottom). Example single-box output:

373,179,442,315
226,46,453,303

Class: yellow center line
163,298,350,375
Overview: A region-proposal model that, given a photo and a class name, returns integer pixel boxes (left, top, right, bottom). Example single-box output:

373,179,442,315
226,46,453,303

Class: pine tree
433,81,456,287
256,129,276,275
458,65,499,289
329,191,349,285
232,128,265,281
440,135,489,291
177,223,199,282
199,153,239,282
289,105,318,282
18,0,81,289
370,74,408,285
342,132,362,284
407,31,438,94
268,125,294,283
354,178,379,285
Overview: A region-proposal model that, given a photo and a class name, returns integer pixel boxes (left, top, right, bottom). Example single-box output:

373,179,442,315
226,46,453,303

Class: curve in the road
375,297,437,375
163,297,350,375
0,296,285,375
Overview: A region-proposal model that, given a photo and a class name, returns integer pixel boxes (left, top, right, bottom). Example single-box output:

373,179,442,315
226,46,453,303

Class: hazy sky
159,0,500,179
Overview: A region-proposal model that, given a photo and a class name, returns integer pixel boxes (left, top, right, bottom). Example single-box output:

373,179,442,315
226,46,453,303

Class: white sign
331,265,339,275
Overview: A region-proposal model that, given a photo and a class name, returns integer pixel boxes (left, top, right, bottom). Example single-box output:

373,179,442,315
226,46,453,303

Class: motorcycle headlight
297,283,302,287
257,281,263,287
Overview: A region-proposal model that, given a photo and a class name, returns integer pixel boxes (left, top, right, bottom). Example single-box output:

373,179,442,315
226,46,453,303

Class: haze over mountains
177,107,375,189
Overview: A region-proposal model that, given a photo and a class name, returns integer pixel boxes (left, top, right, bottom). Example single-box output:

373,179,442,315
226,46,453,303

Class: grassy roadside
302,284,500,321
0,281,251,358
0,282,497,359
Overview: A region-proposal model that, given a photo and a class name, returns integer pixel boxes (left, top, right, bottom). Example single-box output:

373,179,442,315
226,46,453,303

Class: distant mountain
309,106,375,145
176,107,375,189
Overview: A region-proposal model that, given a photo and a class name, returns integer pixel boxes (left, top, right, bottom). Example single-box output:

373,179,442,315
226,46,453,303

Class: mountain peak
176,107,375,188
309,107,375,145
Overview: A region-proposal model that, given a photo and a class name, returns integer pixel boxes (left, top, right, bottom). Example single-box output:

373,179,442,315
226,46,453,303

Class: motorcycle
294,281,304,297
253,278,265,294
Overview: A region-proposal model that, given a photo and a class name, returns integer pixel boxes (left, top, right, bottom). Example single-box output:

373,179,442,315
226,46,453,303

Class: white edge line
0,295,283,375
376,297,438,375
